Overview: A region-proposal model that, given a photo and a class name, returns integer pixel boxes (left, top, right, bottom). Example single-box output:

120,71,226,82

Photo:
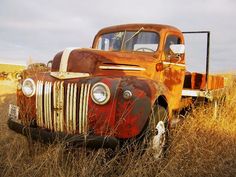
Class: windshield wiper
121,27,144,50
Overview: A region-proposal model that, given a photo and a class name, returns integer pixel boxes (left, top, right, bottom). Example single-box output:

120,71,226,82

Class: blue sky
0,0,235,73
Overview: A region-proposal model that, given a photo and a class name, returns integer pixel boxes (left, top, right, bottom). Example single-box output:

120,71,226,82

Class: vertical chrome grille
44,82,52,130
79,84,91,134
53,81,64,132
66,83,78,133
36,80,91,134
36,81,44,127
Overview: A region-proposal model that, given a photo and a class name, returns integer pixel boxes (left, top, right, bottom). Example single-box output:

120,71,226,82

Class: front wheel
148,105,169,159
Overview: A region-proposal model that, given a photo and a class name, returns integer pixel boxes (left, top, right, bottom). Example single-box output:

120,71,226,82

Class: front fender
114,76,168,139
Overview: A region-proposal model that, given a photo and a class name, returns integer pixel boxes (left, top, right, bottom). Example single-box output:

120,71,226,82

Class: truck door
162,34,186,110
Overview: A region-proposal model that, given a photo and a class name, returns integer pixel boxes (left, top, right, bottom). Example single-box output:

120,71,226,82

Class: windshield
97,31,160,53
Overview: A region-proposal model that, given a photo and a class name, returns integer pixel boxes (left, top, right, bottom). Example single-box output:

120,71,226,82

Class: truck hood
51,48,157,78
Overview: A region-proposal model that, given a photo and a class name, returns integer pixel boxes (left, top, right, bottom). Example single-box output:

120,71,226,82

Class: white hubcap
152,120,166,159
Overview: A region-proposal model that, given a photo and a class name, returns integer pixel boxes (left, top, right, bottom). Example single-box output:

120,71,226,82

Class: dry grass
0,64,25,73
0,80,235,177
0,64,25,80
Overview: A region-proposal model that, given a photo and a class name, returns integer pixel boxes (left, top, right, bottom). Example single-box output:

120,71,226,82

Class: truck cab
8,24,224,157
92,24,186,113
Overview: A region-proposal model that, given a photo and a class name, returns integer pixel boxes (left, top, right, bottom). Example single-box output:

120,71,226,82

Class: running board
182,88,225,101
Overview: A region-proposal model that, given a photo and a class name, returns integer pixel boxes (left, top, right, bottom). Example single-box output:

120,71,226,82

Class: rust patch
163,68,183,91
67,50,109,74
17,90,36,126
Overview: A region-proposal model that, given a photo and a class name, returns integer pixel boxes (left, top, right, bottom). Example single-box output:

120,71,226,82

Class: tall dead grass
0,81,235,177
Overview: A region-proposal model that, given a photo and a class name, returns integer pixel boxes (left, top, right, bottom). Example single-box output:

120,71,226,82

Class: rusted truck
8,24,224,158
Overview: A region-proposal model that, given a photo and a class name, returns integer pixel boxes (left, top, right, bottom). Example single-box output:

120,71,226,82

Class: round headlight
22,78,36,97
91,82,110,105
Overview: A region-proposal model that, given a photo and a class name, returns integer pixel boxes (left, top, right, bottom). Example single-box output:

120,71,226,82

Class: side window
164,35,181,59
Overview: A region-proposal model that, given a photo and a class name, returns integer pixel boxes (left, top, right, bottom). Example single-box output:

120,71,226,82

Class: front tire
148,105,169,159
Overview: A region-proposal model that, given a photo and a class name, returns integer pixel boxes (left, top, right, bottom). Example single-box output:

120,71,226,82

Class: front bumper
8,119,119,150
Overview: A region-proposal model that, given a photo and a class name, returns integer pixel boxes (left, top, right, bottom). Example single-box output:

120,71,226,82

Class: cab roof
96,23,182,35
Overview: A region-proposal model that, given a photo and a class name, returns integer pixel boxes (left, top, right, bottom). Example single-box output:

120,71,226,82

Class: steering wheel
135,47,155,52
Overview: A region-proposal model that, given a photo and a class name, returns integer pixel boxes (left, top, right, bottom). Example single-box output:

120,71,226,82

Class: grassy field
0,64,25,80
0,78,235,176
0,64,25,73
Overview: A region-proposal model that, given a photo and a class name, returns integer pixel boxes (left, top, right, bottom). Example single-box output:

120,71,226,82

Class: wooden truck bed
183,72,224,90
182,72,225,101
